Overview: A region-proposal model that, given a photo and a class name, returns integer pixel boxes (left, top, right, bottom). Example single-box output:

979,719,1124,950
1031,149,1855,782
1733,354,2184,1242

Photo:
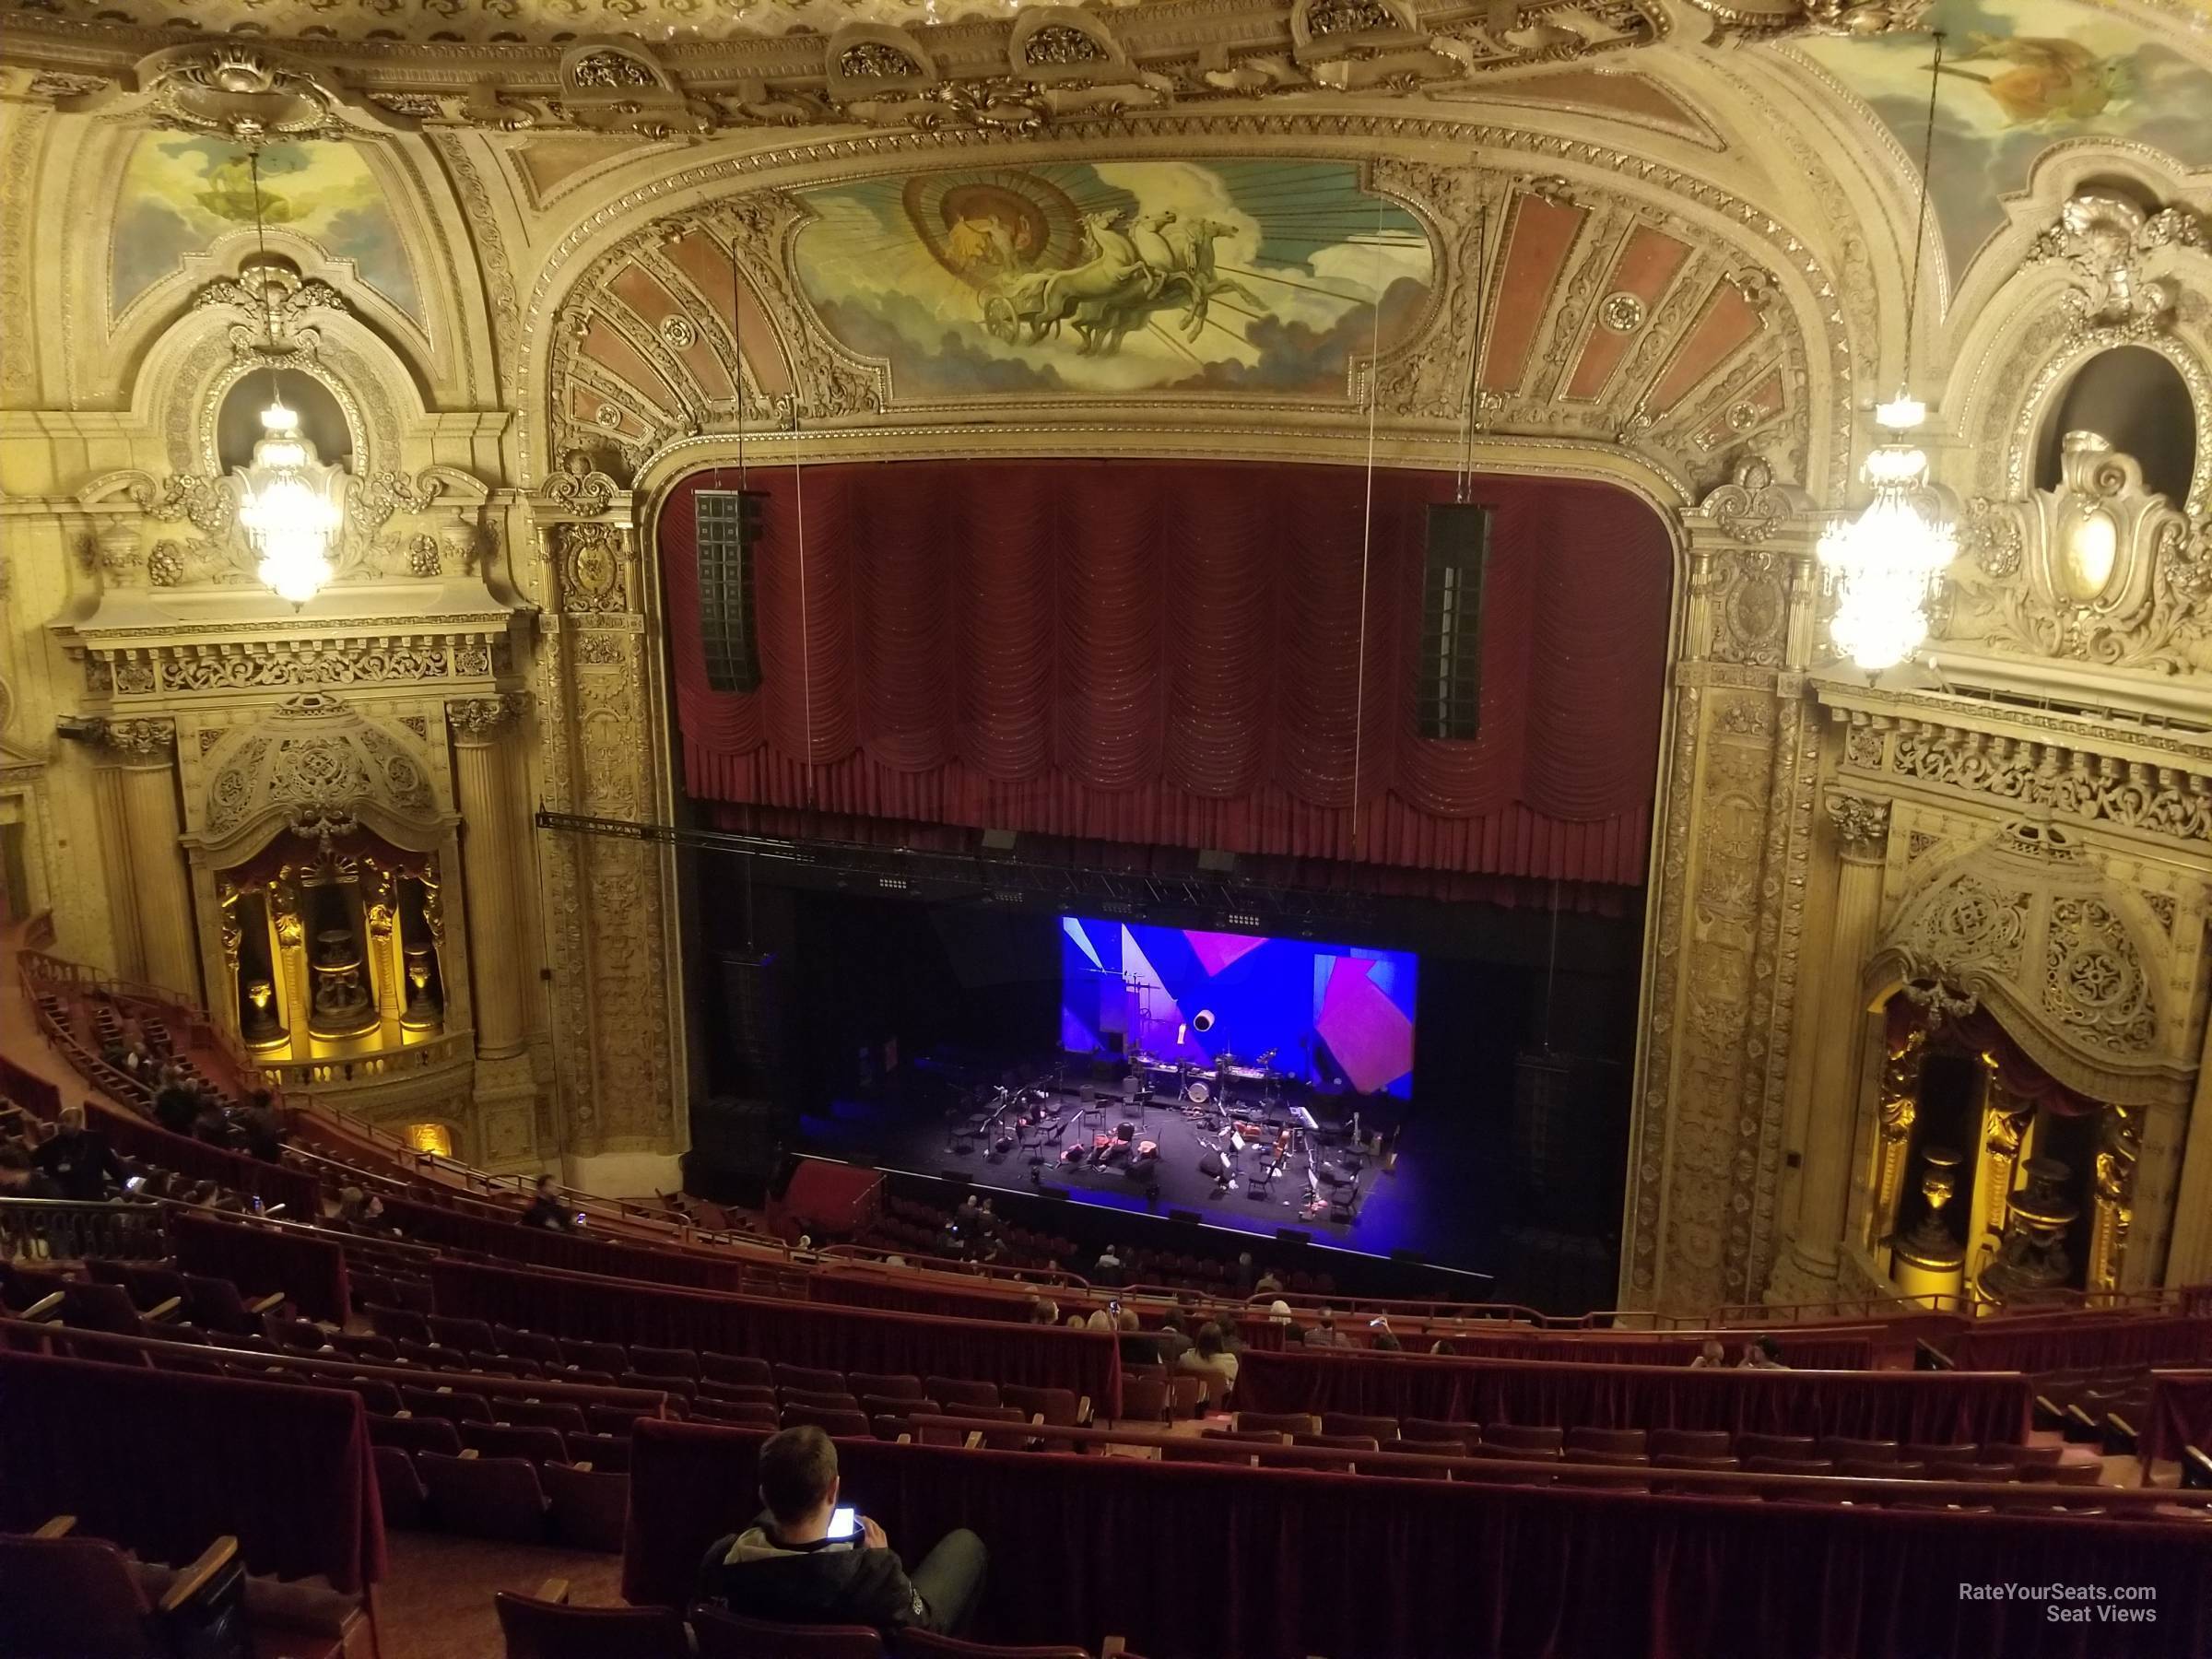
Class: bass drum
1184,1079,1212,1105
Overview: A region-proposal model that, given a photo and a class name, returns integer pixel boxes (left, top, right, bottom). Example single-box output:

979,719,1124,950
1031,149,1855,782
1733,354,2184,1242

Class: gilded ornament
1824,789,1889,859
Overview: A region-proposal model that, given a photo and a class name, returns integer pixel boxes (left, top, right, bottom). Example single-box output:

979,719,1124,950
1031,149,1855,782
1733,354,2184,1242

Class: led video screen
1059,916,1417,1099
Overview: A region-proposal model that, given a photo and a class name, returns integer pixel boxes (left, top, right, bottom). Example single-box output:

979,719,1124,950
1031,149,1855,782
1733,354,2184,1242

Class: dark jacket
521,1194,575,1231
698,1524,931,1632
31,1130,127,1202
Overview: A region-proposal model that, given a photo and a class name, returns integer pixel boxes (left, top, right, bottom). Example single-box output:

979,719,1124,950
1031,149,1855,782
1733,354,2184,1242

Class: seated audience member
31,1104,129,1202
240,1090,288,1163
1265,1300,1295,1326
152,1072,199,1136
1027,1295,1061,1325
1154,1311,1194,1362
1253,1266,1285,1297
1085,1308,1114,1334
1179,1322,1240,1394
1234,1252,1256,1292
1737,1335,1787,1370
1065,1314,1088,1330
697,1425,987,1635
1429,1339,1458,1357
1688,1338,1726,1369
1114,1307,1161,1367
1092,1243,1124,1286
521,1172,577,1230
1370,1319,1404,1352
1302,1309,1348,1349
189,1091,237,1147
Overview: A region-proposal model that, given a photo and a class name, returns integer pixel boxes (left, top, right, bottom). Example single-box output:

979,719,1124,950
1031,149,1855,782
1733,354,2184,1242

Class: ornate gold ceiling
0,0,1909,141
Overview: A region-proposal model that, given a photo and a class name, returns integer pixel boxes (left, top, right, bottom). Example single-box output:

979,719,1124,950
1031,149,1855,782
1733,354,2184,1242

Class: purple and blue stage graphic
1059,916,1418,1099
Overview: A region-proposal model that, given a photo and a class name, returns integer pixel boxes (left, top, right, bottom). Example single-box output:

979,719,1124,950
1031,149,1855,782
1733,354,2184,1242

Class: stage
798,1061,1499,1269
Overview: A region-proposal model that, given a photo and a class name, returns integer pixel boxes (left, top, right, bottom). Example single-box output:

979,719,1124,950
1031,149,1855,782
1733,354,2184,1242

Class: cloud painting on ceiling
1798,0,2212,278
112,135,422,325
791,160,1434,399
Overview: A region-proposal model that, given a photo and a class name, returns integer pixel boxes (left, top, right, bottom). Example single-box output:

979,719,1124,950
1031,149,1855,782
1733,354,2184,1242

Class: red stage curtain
624,1422,2212,1658
1232,1347,2030,1445
0,1350,385,1592
171,1211,350,1324
428,1259,1118,1409
2143,1371,2212,1465
660,462,1670,884
1946,1316,2212,1375
1235,1324,1877,1369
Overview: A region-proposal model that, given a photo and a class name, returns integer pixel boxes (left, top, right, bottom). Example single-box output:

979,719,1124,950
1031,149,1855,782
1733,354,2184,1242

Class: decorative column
447,695,530,1060
1622,460,1825,1313
1778,789,1891,1292
97,718,200,1001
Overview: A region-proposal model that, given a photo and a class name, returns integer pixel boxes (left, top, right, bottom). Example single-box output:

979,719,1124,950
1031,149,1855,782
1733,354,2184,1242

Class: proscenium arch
517,116,1847,501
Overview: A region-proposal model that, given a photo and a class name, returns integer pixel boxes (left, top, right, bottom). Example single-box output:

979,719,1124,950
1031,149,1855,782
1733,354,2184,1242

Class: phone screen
827,1505,860,1542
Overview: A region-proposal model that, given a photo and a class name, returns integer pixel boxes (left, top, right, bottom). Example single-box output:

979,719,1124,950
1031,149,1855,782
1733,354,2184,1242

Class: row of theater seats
1205,1410,2103,1484
2033,1365,2159,1453
498,1583,1143,1659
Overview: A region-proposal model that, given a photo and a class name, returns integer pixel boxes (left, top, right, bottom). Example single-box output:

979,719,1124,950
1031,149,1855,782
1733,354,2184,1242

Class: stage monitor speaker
1275,1228,1312,1248
1168,1208,1202,1226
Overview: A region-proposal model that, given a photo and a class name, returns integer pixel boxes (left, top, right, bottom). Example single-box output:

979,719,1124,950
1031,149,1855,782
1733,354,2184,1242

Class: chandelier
1817,34,1954,673
1819,394,1955,671
236,397,346,606
228,149,345,607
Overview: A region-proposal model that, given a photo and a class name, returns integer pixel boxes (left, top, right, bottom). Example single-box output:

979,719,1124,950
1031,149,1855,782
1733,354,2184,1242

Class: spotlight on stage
1192,1009,1216,1035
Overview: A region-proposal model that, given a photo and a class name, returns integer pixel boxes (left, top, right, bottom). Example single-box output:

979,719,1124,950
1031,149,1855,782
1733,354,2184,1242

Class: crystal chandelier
227,148,345,607
236,398,345,606
1818,34,1954,673
1819,394,1955,671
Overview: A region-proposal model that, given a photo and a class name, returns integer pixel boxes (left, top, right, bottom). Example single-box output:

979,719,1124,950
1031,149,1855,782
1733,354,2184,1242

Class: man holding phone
698,1425,987,1636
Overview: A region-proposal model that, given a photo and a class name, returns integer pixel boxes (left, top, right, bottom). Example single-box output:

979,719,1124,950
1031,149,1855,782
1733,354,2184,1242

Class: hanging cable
1456,201,1488,505
1900,32,1946,378
1542,876,1562,1056
731,211,748,492
248,148,280,407
1347,192,1387,858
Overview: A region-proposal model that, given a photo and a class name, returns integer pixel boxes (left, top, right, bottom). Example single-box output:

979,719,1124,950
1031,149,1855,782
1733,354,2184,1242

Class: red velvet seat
545,1463,630,1552
429,1314,499,1354
560,1338,631,1376
630,1345,701,1382
495,1579,687,1659
1116,1373,1169,1425
419,1452,549,1543
701,1353,774,1389
569,1432,632,1474
62,1281,180,1338
372,1445,431,1529
851,1371,927,1401
1384,1436,1467,1457
1566,1428,1648,1457
1736,1433,1818,1463
692,1606,887,1659
1483,1425,1565,1455
1818,1437,1900,1465
340,1376,404,1416
464,1421,571,1465
0,1524,244,1658
501,1400,592,1437
782,1387,865,1413
403,1383,495,1426
1649,1429,1733,1460
926,1377,1001,1411
370,1413,465,1457
1403,1418,1481,1445
894,1631,1108,1658
590,1403,659,1436
690,1399,781,1430
700,1381,780,1407
1319,1412,1397,1442
776,1362,849,1395
496,1324,565,1365
365,1303,431,1344
331,1331,400,1363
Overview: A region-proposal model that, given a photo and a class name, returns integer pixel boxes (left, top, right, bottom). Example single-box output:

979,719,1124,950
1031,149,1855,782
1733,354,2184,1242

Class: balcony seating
463,1422,571,1466
543,1464,630,1553
373,1446,431,1529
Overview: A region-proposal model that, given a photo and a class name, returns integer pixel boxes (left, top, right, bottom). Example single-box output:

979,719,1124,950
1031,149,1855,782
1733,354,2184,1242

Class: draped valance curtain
660,461,1672,885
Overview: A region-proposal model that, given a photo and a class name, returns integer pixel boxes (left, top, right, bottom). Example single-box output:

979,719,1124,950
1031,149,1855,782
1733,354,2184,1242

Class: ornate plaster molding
1825,787,1889,861
90,715,177,762
445,692,531,745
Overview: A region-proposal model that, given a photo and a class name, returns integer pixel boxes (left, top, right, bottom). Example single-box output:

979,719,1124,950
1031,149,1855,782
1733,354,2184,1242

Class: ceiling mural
789,160,1435,399
111,135,421,326
1794,0,2212,278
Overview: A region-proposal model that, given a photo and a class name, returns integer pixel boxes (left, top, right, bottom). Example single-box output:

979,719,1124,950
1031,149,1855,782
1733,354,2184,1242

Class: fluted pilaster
448,695,530,1058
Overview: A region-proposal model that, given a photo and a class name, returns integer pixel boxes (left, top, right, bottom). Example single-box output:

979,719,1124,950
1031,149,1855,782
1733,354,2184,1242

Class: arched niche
2033,345,2196,508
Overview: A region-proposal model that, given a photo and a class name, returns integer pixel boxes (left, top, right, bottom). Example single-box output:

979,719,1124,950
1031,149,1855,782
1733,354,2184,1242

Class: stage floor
797,1082,1500,1271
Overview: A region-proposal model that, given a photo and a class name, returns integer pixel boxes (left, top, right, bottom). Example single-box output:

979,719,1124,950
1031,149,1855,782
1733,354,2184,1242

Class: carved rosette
1825,790,1890,864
